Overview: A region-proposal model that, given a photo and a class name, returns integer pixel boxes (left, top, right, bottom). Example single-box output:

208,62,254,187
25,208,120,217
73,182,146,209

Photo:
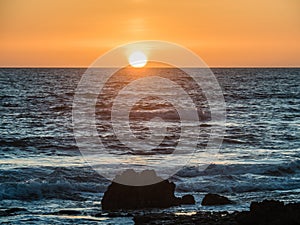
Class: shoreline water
133,200,300,225
1,199,299,225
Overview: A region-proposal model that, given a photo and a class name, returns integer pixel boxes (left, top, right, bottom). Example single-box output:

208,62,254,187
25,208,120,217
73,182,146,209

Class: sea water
0,68,299,224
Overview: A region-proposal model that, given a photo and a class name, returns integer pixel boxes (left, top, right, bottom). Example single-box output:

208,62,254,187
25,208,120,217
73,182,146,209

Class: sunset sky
0,0,299,67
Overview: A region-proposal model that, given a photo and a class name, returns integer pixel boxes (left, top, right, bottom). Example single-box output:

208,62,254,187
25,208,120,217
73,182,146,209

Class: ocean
0,68,299,224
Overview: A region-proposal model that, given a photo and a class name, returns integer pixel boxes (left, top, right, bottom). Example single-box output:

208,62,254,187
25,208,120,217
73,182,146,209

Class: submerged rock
101,169,195,210
0,208,27,217
201,193,233,206
55,209,81,216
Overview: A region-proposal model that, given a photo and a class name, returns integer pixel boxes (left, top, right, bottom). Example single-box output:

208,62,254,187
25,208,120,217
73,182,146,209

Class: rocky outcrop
101,169,195,210
201,193,233,206
236,200,300,225
134,201,300,225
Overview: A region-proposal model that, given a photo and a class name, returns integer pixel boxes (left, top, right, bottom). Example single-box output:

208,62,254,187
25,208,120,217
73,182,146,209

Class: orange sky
0,0,299,67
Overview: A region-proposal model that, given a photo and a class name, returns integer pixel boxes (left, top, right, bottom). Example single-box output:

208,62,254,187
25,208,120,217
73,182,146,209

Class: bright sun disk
128,51,147,68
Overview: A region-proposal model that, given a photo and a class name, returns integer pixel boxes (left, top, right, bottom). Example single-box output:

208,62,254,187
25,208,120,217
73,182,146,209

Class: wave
0,166,109,200
175,176,300,193
176,160,300,178
0,180,108,201
1,160,300,200
174,160,300,193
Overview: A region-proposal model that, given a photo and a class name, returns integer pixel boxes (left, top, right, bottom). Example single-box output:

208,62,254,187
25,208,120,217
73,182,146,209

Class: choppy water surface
0,68,299,224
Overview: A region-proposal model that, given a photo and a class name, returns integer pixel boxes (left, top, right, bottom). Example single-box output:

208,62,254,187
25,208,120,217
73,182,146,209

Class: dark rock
101,169,195,210
55,210,81,215
5,208,27,214
0,207,27,216
236,200,300,225
201,193,233,206
250,199,284,213
181,194,196,205
94,212,102,217
113,169,163,186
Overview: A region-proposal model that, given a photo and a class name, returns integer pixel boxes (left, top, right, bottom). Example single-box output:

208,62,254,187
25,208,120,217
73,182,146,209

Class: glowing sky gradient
0,0,299,67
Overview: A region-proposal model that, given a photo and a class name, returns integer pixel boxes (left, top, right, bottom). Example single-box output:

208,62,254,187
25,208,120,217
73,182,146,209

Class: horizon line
0,66,299,69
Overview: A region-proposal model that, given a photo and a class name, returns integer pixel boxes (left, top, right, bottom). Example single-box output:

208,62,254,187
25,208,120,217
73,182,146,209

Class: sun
128,51,147,68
